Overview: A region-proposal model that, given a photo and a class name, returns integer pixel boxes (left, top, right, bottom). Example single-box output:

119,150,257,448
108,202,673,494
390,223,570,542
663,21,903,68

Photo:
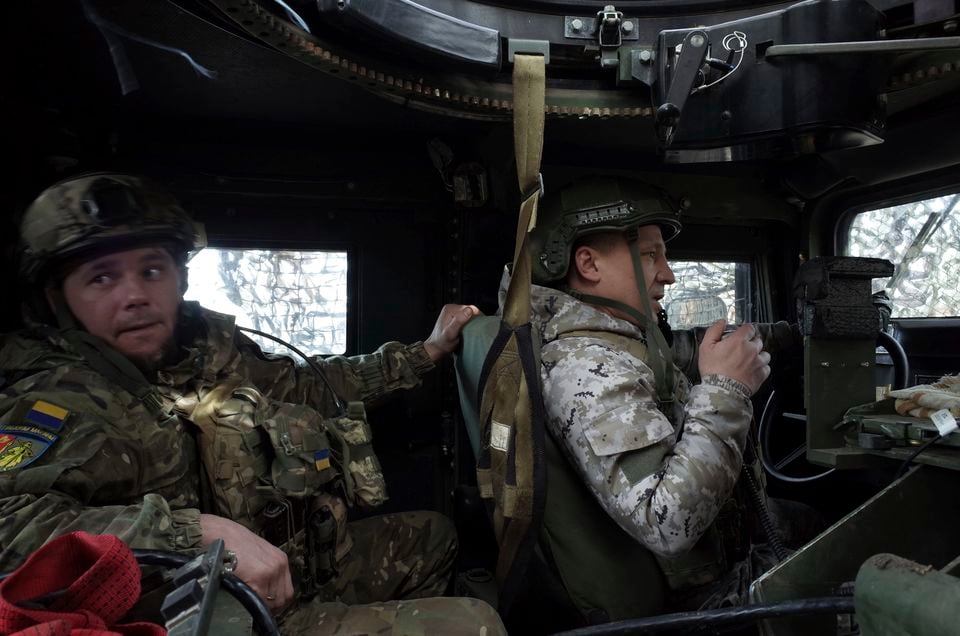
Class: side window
843,193,960,318
666,261,754,329
184,248,349,355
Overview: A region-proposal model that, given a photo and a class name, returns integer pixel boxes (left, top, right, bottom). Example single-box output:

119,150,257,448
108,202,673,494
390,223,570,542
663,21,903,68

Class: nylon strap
560,236,675,413
47,288,167,416
502,55,544,327
60,329,167,416
475,53,547,612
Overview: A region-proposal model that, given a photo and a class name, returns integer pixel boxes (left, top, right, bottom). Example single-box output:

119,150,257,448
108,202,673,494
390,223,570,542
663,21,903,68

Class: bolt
945,20,957,33
638,49,652,63
720,110,732,121
571,18,583,33
622,21,634,34
690,33,706,48
820,362,831,368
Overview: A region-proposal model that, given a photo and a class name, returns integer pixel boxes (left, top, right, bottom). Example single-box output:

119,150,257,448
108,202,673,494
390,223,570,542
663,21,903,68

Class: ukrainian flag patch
314,449,331,471
24,400,70,431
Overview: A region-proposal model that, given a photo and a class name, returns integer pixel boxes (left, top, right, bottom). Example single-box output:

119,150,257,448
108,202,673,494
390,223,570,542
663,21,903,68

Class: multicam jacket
529,283,753,559
0,301,434,571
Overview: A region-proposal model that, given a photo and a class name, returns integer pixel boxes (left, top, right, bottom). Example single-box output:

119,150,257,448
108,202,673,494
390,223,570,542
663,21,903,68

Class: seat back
455,318,667,624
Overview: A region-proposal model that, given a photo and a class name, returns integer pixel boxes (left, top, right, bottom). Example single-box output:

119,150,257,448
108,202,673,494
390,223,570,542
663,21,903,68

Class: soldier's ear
572,245,602,283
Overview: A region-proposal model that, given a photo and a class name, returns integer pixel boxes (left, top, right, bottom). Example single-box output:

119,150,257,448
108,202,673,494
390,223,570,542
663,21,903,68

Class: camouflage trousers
280,511,506,635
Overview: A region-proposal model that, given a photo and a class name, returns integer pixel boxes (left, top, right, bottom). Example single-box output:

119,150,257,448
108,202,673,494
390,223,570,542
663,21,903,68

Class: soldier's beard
126,335,178,376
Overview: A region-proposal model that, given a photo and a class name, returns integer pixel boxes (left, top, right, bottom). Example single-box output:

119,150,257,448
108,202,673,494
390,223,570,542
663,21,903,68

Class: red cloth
0,532,165,636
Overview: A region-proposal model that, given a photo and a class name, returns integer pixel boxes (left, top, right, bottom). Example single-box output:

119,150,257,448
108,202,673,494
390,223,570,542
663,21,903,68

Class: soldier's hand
200,513,294,613
423,304,482,363
697,320,771,395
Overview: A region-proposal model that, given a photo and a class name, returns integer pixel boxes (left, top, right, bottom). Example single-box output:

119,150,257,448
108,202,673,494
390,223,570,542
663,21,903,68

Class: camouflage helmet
530,176,682,284
19,173,204,284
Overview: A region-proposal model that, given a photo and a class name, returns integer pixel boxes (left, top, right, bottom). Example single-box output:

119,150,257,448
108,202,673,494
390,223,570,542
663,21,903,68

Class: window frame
836,185,960,320
666,257,758,328
192,239,359,356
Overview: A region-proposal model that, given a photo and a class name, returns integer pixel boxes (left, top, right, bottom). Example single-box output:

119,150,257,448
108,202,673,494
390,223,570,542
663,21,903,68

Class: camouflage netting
666,261,749,329
847,194,960,318
185,249,348,355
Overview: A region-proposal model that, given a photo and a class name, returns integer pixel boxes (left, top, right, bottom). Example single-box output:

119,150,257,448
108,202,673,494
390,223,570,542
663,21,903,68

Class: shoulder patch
0,399,69,471
0,432,54,471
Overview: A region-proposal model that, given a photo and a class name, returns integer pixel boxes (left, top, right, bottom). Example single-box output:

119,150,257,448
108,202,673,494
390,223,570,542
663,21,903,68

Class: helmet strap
561,228,676,415
626,234,676,414
46,286,79,331
45,286,167,416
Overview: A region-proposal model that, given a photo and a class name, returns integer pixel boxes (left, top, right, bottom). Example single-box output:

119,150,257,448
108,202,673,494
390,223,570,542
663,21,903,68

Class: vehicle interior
4,0,960,634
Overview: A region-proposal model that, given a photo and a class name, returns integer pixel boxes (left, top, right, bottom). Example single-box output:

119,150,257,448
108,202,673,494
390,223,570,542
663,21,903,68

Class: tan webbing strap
503,54,545,328
475,53,547,611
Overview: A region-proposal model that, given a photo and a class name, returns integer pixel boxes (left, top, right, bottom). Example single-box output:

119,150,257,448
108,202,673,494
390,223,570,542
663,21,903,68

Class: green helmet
19,173,205,284
530,177,682,284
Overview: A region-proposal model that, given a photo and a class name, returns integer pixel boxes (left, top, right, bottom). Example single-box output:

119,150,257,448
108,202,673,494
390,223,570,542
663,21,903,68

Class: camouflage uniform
0,302,505,633
1,172,505,635
520,274,759,603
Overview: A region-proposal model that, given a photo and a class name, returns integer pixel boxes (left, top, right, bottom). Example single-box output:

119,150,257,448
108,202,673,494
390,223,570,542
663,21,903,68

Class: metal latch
564,6,638,43
597,5,623,49
564,5,638,69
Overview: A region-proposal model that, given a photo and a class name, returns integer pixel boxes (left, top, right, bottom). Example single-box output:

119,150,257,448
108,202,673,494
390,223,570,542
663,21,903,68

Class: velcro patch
314,449,331,471
24,400,70,431
490,420,511,453
0,432,54,471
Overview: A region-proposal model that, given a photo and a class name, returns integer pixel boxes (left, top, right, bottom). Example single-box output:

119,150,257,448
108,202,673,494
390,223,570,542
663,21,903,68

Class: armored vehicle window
185,248,349,355
844,193,960,318
666,261,753,329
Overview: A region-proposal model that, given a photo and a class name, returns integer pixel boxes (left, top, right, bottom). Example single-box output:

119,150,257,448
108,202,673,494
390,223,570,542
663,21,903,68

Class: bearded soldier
0,173,505,634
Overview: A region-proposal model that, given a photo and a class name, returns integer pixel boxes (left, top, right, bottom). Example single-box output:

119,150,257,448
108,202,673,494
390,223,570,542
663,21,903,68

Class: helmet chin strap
561,228,676,414
45,286,167,416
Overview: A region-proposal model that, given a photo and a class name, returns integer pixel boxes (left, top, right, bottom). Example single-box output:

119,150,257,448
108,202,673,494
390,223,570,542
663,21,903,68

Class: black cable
551,596,855,636
1,551,281,636
238,325,347,415
759,390,835,484
740,460,789,562
134,550,280,636
877,331,910,391
893,434,942,481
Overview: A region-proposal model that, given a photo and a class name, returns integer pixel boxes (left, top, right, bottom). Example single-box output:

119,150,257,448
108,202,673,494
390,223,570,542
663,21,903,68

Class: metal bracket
507,38,550,64
161,539,228,636
564,14,639,41
656,30,709,145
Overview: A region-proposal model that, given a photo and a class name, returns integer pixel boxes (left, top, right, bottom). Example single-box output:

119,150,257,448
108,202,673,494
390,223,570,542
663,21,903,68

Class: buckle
521,172,545,204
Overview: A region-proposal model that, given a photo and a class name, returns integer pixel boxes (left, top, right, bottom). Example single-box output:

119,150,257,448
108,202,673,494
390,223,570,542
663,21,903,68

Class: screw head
622,21,634,34
638,49,652,63
571,18,583,32
690,33,705,47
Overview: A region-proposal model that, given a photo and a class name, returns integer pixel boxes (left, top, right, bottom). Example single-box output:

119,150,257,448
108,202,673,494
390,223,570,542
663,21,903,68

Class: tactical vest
457,322,754,622
167,380,382,597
